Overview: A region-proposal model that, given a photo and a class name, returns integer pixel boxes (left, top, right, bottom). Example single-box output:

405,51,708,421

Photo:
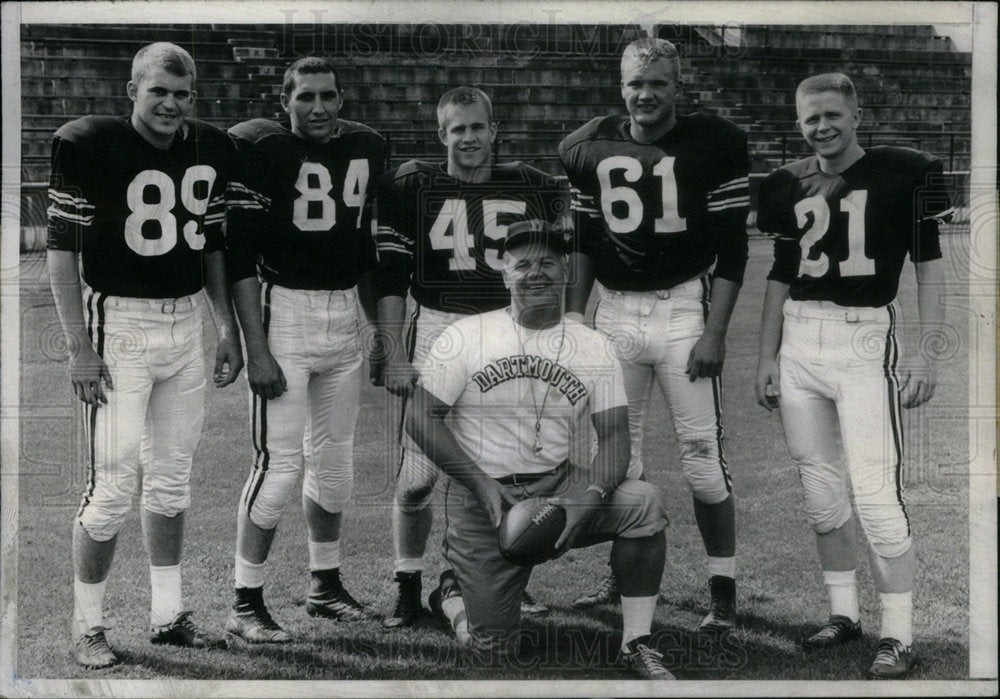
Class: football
498,497,567,567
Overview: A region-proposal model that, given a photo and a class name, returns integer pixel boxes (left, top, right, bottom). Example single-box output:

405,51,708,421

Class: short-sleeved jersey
46,115,234,298
420,310,627,478
226,118,387,290
374,160,569,314
558,114,749,291
758,146,951,307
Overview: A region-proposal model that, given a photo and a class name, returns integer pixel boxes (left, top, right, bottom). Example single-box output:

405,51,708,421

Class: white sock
708,556,736,579
73,578,107,636
149,564,182,627
234,556,265,589
394,557,423,574
879,591,913,646
440,594,469,644
308,540,341,572
823,569,860,622
620,594,658,651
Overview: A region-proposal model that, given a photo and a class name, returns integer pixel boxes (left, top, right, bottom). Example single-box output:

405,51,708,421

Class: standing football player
47,42,243,668
755,72,951,679
374,87,566,628
224,57,386,642
558,37,748,628
407,220,672,678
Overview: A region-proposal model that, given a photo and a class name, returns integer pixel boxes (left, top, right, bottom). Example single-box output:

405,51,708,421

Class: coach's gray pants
442,470,668,662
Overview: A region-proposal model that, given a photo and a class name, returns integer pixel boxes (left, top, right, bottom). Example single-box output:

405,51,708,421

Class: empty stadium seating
19,23,971,249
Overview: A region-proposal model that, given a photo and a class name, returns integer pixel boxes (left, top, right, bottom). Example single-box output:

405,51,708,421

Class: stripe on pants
699,277,731,492
883,304,909,534
77,289,106,519
245,282,274,514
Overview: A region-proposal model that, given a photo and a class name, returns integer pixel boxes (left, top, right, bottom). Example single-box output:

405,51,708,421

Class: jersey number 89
124,166,216,256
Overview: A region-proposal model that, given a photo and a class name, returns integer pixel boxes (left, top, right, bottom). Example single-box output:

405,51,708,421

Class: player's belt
495,460,570,486
784,299,889,324
599,274,707,301
101,294,198,314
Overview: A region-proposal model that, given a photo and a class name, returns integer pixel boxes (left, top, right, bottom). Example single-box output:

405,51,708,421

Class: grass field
14,235,972,683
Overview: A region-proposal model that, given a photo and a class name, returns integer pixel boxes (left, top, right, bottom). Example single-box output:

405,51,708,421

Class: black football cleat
73,626,118,669
621,635,675,680
573,572,619,608
801,614,862,649
150,610,227,649
306,571,371,622
868,637,918,679
698,575,737,632
382,571,425,629
226,587,292,643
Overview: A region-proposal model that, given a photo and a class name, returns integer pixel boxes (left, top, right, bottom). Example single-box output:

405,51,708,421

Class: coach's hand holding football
546,484,602,554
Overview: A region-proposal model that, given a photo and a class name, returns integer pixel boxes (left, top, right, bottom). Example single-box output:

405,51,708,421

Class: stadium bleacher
19,23,972,249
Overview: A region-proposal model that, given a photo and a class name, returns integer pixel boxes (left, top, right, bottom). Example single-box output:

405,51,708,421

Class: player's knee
395,483,434,513
247,466,301,529
303,463,354,512
142,483,191,518
854,500,911,557
870,535,912,558
77,470,139,541
78,500,132,542
678,437,729,504
807,497,852,535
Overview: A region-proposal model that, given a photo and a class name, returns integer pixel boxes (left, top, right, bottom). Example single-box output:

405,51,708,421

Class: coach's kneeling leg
577,479,669,595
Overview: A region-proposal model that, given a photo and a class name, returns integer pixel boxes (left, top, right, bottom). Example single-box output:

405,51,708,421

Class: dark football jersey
758,146,951,307
47,115,233,298
373,160,569,314
226,118,387,290
558,114,749,291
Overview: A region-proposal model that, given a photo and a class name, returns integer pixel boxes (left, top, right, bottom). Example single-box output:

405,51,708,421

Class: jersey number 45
428,198,528,272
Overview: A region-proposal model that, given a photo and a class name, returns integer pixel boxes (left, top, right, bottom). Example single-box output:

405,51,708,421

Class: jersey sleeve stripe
226,182,271,209
46,205,94,225
375,225,413,256
377,242,411,256
708,177,750,196
706,196,750,211
48,188,96,210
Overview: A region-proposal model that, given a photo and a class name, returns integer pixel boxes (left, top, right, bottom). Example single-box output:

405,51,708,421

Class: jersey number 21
794,191,874,278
